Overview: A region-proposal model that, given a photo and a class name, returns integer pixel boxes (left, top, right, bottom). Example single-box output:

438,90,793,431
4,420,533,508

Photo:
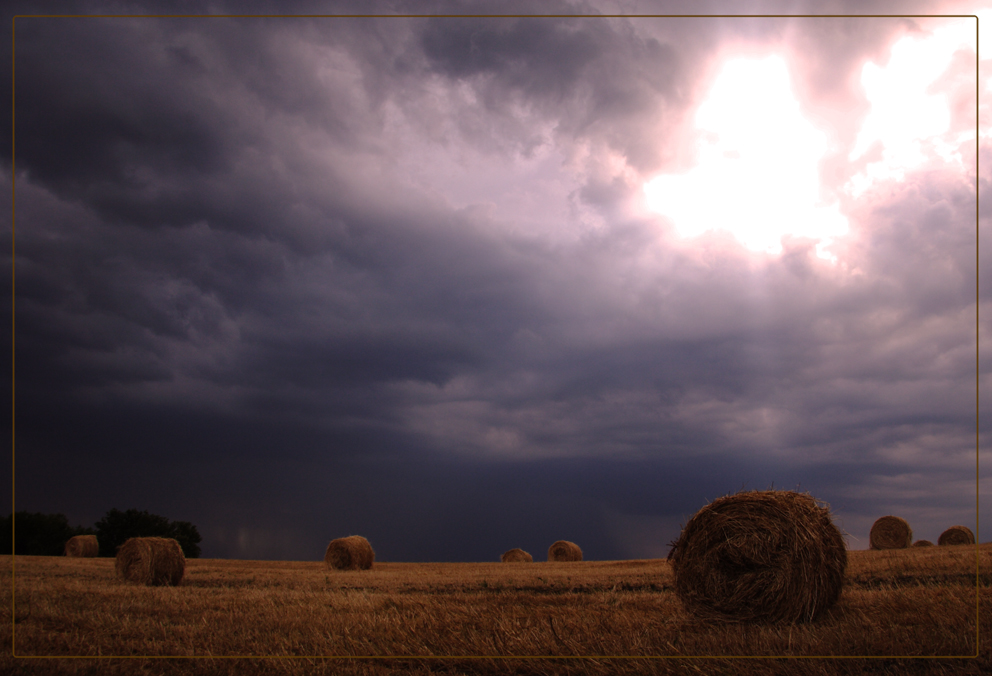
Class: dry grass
324,536,375,571
914,541,935,548
666,490,847,623
870,516,913,550
115,537,185,586
63,535,98,558
501,548,533,563
1,544,989,675
939,527,976,547
547,541,582,562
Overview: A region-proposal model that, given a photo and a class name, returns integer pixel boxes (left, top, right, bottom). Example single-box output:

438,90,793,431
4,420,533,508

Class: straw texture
64,534,98,558
938,526,975,546
869,516,912,550
667,490,847,624
324,535,375,570
547,540,582,562
115,537,185,586
501,548,533,563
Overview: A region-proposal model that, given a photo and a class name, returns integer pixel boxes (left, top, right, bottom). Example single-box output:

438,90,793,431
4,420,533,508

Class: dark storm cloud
419,13,684,170
419,14,678,111
5,3,984,559
12,18,230,192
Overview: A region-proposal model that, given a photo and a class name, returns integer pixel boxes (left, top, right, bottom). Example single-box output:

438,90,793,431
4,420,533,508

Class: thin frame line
8,11,982,663
9,11,14,662
7,13,986,19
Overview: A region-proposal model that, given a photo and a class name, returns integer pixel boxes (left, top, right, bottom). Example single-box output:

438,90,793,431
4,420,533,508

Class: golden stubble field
1,545,990,676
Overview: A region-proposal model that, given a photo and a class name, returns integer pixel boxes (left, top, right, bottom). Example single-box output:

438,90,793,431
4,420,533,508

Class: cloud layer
4,2,986,560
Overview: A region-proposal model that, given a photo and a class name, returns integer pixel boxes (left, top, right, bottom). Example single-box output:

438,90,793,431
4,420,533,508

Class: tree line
0,509,202,558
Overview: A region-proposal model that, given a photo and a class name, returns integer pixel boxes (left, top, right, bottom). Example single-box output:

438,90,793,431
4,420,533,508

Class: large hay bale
64,534,98,558
938,525,975,546
324,535,374,570
869,516,912,550
667,490,847,624
501,548,533,563
912,540,934,547
115,537,185,586
547,540,582,562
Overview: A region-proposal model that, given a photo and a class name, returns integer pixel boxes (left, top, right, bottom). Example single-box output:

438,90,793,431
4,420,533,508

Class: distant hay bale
547,540,582,562
912,540,934,547
667,490,847,624
115,537,185,586
869,516,912,550
501,548,533,563
324,535,375,570
938,526,975,546
64,534,98,558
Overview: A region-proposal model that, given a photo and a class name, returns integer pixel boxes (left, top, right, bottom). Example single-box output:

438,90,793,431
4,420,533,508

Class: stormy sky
3,0,988,561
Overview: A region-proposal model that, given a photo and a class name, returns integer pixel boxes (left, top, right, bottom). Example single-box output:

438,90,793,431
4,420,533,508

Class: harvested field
2,544,989,675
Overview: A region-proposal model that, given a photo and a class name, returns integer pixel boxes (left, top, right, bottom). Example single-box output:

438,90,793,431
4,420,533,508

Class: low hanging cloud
3,2,986,560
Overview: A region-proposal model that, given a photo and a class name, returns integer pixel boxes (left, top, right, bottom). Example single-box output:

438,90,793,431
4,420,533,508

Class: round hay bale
912,540,934,547
501,548,533,563
547,540,582,562
324,535,374,570
938,525,975,546
64,534,98,558
115,537,185,586
869,516,912,550
667,490,847,624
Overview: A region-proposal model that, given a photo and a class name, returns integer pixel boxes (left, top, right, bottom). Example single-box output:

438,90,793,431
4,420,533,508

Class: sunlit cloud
643,55,847,259
846,18,976,196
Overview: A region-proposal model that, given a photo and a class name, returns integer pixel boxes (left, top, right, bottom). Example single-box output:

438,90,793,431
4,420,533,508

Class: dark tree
94,508,170,557
0,512,95,556
170,520,202,559
94,508,202,558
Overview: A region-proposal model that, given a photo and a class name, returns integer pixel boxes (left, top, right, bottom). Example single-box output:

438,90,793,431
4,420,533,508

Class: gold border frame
8,11,982,664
